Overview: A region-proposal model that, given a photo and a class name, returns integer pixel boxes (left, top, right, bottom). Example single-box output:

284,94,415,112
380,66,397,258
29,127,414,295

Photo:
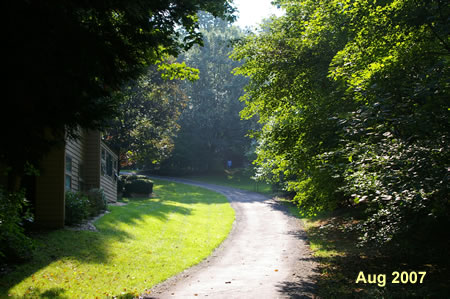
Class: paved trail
148,178,317,299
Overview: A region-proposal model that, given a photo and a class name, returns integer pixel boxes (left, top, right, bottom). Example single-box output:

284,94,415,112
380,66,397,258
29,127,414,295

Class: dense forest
159,13,254,174
103,13,254,175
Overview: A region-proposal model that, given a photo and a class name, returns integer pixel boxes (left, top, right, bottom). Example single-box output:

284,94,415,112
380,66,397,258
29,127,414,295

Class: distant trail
147,177,317,299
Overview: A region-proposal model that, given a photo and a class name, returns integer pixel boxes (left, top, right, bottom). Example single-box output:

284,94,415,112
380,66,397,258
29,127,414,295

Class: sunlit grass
185,169,273,195
2,179,234,298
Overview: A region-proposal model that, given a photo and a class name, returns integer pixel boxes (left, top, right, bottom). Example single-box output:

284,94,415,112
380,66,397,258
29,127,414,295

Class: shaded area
295,209,450,298
0,227,130,297
20,287,69,298
268,199,319,298
98,198,192,230
0,179,229,297
276,281,318,299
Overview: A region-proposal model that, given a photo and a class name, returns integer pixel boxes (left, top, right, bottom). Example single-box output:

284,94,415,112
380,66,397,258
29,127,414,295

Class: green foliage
0,188,35,264
124,177,154,196
85,188,107,217
157,59,200,81
64,191,90,226
117,177,126,194
160,12,255,174
232,0,351,213
121,174,149,182
291,204,450,298
233,0,449,246
104,66,189,170
65,189,108,224
2,0,234,216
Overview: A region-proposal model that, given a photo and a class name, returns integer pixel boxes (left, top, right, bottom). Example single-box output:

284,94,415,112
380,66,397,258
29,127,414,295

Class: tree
232,0,449,246
160,12,253,174
103,64,197,171
326,0,450,245
232,0,352,212
0,0,234,263
2,0,235,190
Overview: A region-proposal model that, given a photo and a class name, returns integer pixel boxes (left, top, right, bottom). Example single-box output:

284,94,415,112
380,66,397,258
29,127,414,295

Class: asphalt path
147,177,318,299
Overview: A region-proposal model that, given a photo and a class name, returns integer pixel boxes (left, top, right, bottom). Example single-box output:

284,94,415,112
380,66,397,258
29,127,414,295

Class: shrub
124,178,153,196
0,188,35,264
86,188,107,217
125,175,149,181
65,191,89,225
118,174,148,194
117,177,125,194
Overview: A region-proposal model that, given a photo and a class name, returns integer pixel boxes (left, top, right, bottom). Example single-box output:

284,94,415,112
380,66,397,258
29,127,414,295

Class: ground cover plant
1,179,234,298
281,199,450,298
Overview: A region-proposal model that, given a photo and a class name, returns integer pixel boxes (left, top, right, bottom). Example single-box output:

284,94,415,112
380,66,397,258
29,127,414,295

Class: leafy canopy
2,0,235,185
232,0,449,246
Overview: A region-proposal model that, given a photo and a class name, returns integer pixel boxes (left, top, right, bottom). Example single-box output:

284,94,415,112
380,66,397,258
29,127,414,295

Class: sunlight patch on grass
185,169,273,195
2,179,234,298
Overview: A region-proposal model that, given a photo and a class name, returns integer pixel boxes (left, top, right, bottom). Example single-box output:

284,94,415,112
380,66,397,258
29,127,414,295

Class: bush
86,188,106,217
124,177,153,196
125,175,149,181
119,174,149,193
117,177,126,194
0,188,35,264
65,191,89,225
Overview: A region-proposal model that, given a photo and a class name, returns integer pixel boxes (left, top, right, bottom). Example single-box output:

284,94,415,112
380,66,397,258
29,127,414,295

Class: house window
106,152,113,177
65,175,72,191
101,147,114,178
106,153,113,177
65,155,72,191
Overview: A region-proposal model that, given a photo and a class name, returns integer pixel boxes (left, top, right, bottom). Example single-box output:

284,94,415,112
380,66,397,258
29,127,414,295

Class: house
35,130,118,228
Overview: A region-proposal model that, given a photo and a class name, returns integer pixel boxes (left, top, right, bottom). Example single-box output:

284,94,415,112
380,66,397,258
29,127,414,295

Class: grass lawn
1,179,234,298
281,198,450,298
182,168,273,196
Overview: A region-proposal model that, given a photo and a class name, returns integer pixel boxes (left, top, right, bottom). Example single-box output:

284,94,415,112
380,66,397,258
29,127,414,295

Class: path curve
147,177,317,299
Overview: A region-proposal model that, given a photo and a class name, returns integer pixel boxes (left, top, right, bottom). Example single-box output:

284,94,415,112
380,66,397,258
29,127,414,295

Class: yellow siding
34,129,118,228
35,145,65,229
65,133,85,192
82,130,101,190
100,143,118,203
100,175,117,203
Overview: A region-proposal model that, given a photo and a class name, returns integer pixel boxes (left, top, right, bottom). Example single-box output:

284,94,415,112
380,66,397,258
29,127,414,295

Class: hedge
123,177,153,196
